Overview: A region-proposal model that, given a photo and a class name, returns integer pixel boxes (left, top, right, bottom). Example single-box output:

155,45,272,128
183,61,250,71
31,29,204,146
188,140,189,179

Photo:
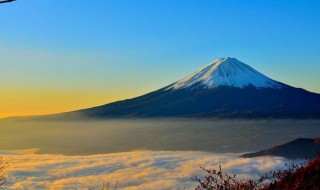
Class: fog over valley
1,119,320,155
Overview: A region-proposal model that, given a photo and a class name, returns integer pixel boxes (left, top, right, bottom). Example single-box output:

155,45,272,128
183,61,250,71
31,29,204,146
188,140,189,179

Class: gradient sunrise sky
1,0,320,118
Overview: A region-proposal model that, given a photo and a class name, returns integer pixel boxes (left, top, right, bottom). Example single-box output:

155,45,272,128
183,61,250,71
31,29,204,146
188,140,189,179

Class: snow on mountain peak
167,57,283,90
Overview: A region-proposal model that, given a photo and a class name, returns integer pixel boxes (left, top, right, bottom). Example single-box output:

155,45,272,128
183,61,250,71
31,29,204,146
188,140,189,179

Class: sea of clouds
1,151,292,190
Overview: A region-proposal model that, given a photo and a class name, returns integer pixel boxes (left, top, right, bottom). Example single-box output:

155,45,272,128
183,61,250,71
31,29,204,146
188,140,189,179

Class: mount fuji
58,57,320,119
167,57,283,90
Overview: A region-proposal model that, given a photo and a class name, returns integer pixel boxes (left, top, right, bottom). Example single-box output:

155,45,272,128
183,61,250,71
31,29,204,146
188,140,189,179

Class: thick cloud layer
2,151,292,190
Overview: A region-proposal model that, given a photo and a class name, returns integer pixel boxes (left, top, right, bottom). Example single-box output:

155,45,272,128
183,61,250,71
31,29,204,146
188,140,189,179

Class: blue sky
1,0,320,116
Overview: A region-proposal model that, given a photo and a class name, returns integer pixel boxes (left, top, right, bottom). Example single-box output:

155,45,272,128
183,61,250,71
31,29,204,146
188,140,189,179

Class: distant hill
241,137,320,159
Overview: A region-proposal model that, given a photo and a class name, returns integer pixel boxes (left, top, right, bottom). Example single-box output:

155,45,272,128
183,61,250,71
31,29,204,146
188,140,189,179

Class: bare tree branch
0,0,16,4
0,157,8,189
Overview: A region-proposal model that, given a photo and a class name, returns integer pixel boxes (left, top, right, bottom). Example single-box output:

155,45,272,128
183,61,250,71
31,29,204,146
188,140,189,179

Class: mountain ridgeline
57,57,320,119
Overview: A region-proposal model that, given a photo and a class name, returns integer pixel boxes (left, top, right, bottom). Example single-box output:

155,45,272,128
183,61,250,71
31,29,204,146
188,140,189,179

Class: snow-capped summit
168,57,283,90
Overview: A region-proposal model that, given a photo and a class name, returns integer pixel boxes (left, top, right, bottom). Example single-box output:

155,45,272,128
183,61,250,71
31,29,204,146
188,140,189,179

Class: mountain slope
55,57,320,119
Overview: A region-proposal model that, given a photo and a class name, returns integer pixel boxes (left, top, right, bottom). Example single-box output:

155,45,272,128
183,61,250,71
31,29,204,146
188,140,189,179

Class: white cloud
1,151,293,190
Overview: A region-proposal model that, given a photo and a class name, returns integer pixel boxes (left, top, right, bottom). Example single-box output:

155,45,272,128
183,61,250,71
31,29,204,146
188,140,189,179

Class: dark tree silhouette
265,156,320,190
87,181,118,190
0,0,16,4
194,165,267,190
193,158,318,190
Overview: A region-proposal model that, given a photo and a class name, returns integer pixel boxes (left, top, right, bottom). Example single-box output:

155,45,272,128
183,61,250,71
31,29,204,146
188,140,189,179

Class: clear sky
1,0,320,118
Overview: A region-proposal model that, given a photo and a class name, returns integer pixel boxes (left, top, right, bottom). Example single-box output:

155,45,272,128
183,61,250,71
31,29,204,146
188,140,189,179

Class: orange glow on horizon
0,89,138,118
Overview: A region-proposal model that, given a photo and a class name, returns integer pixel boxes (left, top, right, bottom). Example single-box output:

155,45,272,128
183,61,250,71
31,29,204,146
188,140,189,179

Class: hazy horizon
1,118,319,155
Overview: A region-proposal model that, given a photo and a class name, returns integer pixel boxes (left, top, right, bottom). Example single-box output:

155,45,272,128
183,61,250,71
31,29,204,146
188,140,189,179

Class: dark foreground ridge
265,156,320,190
